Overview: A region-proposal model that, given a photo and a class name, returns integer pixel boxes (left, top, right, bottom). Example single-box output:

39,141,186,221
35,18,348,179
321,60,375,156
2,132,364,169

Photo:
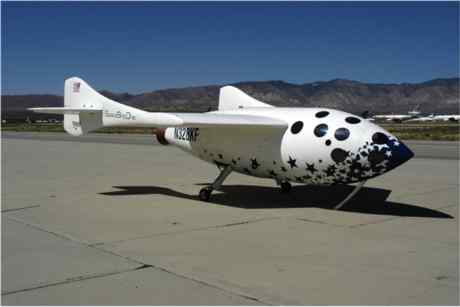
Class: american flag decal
73,82,81,93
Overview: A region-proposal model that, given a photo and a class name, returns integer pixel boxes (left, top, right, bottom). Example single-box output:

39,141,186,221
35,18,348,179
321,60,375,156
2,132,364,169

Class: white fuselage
164,107,413,185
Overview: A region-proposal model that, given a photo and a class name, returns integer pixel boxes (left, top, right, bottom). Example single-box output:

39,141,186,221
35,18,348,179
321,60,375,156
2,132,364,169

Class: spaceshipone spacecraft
30,77,414,208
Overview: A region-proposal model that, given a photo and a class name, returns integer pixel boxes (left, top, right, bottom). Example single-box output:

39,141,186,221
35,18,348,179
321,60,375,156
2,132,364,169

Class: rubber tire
199,187,212,201
280,181,292,194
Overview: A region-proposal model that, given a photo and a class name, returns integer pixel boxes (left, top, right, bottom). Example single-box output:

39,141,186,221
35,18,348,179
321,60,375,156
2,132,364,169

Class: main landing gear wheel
280,181,292,194
199,187,213,201
198,165,233,202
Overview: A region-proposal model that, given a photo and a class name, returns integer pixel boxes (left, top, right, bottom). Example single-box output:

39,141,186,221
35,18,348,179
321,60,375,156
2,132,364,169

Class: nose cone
367,132,414,173
387,139,414,169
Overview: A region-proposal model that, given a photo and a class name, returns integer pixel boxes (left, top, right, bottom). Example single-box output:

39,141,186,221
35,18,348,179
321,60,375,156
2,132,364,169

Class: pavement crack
2,264,152,296
5,216,145,266
6,216,91,245
296,217,346,228
91,216,279,247
348,217,397,228
145,264,272,305
211,217,276,229
1,205,40,213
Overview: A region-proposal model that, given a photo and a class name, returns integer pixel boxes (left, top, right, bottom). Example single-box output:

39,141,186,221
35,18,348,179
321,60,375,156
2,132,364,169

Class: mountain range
2,77,459,120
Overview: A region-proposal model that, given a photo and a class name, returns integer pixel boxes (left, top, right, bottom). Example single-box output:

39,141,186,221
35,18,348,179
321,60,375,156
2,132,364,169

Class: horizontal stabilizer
28,107,102,114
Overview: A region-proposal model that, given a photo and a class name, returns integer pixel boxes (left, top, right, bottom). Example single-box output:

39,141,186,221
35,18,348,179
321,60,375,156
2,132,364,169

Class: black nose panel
387,140,415,169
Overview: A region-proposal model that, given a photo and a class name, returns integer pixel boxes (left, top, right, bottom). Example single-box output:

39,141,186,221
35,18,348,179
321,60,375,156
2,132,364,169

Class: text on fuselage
174,127,199,142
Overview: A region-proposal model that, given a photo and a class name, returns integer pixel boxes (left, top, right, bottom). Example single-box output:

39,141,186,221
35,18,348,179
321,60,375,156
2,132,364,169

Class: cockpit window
334,128,350,141
345,117,361,124
372,132,389,144
291,121,303,134
314,124,328,137
315,111,329,118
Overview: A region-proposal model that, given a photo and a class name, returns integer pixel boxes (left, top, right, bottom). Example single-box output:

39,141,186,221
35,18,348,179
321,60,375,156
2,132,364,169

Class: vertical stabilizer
63,77,104,135
218,86,273,111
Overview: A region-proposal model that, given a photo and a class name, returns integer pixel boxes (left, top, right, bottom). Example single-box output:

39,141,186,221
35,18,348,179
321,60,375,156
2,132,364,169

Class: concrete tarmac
2,132,459,305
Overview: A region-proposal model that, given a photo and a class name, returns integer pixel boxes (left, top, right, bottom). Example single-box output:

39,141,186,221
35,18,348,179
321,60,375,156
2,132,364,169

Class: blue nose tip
388,140,414,169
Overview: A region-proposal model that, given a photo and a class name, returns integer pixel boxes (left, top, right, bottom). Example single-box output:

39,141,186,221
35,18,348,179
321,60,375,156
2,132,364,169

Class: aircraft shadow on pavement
100,184,453,219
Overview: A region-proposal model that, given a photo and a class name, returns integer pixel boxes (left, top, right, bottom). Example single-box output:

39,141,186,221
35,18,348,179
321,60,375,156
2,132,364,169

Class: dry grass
3,122,459,141
381,123,459,141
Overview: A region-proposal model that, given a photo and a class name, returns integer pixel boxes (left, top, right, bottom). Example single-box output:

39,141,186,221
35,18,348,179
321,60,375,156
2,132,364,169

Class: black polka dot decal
372,132,389,144
315,111,329,118
331,148,348,163
325,139,331,146
345,116,361,124
291,121,303,134
314,124,328,137
334,128,350,141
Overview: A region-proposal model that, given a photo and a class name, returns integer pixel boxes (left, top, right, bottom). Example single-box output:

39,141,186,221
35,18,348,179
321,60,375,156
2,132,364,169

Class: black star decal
218,154,223,159
231,159,237,165
318,159,323,163
269,170,277,177
287,156,297,168
295,176,304,182
243,168,251,174
250,158,260,169
325,165,337,176
306,163,317,173
281,166,287,172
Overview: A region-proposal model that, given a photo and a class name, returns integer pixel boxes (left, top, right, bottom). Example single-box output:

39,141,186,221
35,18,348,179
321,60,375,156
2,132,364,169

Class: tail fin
30,77,155,136
218,86,273,110
63,77,104,135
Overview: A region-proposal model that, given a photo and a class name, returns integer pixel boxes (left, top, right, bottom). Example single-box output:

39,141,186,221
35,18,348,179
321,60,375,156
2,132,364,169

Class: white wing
172,113,286,127
28,77,287,136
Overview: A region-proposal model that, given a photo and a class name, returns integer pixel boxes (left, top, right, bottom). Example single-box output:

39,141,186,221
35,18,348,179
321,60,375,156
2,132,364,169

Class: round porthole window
334,128,350,141
314,124,328,137
372,132,389,144
345,117,361,124
315,111,329,118
291,121,303,134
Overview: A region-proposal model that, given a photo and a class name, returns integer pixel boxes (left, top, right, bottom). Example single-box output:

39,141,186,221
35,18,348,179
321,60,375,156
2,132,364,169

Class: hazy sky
2,1,459,94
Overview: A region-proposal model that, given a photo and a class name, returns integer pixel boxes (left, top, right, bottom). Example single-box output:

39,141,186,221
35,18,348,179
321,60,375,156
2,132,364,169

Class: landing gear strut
199,165,233,202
